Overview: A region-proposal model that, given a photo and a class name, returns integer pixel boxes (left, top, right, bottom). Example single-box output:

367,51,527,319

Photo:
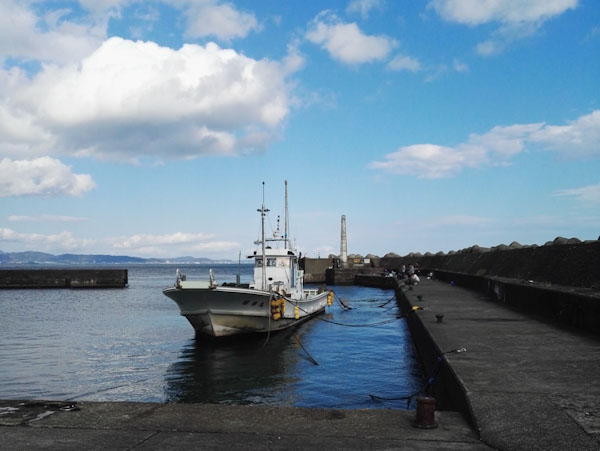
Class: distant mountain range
0,250,237,265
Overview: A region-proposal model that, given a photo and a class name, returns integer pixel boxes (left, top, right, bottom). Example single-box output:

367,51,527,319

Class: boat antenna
258,182,269,290
284,180,289,249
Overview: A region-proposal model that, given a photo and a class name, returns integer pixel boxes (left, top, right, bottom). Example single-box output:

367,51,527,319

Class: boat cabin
250,247,303,295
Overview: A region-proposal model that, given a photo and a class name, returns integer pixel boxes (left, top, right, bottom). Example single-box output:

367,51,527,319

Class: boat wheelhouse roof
249,248,296,258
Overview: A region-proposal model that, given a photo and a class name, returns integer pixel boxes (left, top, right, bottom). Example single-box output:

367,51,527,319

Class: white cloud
76,0,130,15
8,215,88,223
0,227,239,256
0,228,94,250
306,11,396,64
428,0,578,26
0,157,96,197
529,110,600,158
368,143,485,178
369,110,600,178
554,183,600,203
476,40,502,56
452,58,469,72
183,1,261,41
429,0,578,55
0,0,106,66
108,232,239,256
189,241,240,252
388,54,421,72
346,0,384,19
0,37,298,161
111,232,215,249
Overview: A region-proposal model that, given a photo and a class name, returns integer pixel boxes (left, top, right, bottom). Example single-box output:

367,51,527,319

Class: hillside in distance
0,250,236,265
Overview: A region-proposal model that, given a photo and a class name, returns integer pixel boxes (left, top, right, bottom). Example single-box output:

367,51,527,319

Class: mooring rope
295,302,419,328
334,292,352,310
368,347,467,407
376,296,396,308
262,292,275,348
295,334,319,366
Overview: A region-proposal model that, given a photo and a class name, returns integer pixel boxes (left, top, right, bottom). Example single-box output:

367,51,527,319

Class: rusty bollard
414,396,437,429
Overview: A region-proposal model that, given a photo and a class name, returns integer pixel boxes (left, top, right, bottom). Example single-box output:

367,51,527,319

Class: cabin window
266,258,277,267
255,258,263,267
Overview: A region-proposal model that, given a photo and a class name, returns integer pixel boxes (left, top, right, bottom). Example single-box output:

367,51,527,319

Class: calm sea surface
0,264,423,409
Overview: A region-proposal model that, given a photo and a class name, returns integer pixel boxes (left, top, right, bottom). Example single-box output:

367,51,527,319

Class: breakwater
305,239,600,288
0,269,128,288
380,239,600,289
355,275,600,449
306,240,600,333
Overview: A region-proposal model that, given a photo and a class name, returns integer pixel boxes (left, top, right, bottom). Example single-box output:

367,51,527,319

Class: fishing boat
162,181,331,338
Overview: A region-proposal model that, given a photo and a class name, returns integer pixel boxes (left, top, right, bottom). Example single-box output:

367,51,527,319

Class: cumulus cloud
108,232,239,256
428,0,578,55
0,37,297,161
0,228,94,250
369,110,600,178
529,110,600,158
0,228,239,256
387,54,421,72
0,157,96,197
0,0,106,66
554,183,600,203
306,11,396,64
369,143,486,178
346,0,384,19
428,0,577,25
183,1,261,41
110,232,215,249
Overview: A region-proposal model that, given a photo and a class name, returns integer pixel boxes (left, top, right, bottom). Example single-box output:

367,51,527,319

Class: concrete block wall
380,241,600,289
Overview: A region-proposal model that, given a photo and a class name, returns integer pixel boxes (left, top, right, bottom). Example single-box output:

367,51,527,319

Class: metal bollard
436,314,444,323
414,396,437,429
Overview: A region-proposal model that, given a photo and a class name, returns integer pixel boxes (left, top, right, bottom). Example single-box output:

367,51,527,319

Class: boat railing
304,289,319,298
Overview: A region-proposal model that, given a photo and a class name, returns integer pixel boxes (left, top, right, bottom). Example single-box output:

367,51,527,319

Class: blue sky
1,0,599,259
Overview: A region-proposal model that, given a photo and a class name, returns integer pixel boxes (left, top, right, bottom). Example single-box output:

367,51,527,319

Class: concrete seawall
429,270,600,334
355,274,600,450
309,242,600,333
0,269,128,288
380,240,600,289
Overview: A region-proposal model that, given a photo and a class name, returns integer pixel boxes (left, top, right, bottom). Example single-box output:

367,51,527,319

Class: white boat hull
162,286,328,337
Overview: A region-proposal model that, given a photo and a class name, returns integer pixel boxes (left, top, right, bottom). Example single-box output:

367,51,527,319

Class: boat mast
258,182,269,290
284,180,289,249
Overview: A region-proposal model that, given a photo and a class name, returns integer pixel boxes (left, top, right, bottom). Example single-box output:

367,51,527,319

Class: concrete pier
0,400,487,450
361,276,600,450
0,269,128,288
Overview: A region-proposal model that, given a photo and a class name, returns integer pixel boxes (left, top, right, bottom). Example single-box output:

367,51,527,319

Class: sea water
0,264,423,409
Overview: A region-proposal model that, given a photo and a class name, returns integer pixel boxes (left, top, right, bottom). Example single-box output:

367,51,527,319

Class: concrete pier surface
0,400,488,450
399,278,600,450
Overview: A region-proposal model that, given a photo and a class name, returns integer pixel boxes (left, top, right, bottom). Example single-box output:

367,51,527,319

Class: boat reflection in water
163,285,424,409
164,328,308,405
